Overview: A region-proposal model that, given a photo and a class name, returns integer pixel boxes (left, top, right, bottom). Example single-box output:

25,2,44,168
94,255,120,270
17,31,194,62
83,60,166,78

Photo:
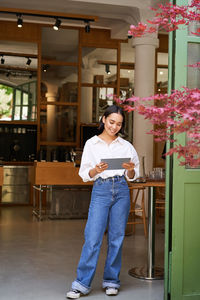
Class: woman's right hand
95,162,108,173
89,163,108,178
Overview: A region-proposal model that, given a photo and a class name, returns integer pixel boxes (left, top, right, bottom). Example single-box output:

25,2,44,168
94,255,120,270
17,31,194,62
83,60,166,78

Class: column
45,91,58,142
81,68,93,123
132,36,159,175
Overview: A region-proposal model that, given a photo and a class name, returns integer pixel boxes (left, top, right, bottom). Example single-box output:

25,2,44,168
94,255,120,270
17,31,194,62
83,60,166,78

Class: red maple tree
119,0,200,167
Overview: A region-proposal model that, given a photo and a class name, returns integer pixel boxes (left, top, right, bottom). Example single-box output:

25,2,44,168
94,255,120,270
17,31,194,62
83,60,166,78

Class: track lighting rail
0,7,98,23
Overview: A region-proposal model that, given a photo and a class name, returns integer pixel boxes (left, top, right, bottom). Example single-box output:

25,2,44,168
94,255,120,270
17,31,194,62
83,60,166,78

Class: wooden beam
46,101,78,106
97,60,135,69
81,83,117,88
157,64,168,69
0,51,37,58
0,7,98,22
41,59,78,66
0,65,37,72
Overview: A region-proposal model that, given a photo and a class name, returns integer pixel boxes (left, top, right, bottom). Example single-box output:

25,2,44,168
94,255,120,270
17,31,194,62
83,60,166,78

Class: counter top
129,180,165,188
29,162,92,186
1,162,34,166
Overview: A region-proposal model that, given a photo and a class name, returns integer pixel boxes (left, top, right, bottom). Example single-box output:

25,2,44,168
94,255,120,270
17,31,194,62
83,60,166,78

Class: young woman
66,105,139,299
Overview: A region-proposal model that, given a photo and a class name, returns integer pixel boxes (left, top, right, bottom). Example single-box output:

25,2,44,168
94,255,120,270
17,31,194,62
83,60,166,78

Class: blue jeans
71,175,130,294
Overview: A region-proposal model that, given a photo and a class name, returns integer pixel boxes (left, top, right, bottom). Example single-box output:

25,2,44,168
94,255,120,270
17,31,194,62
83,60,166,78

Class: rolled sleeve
78,141,95,182
125,148,140,182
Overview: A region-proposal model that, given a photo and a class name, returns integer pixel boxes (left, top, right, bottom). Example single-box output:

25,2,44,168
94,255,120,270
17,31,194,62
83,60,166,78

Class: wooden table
128,180,165,280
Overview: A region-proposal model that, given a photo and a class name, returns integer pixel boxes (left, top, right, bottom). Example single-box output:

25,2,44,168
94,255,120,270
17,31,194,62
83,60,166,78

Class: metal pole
147,186,156,279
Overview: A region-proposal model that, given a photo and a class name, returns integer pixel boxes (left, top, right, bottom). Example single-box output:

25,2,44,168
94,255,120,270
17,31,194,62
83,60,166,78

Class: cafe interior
0,1,168,299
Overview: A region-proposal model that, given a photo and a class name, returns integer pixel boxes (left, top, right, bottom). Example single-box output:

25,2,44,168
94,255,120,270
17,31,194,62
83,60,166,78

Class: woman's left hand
122,162,135,171
122,162,135,179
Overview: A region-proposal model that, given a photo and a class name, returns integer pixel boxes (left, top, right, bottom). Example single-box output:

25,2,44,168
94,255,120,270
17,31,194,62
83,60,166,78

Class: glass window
22,107,28,120
42,28,79,62
42,65,78,103
23,92,28,105
188,0,200,36
157,52,168,65
13,106,20,120
121,42,135,63
186,42,200,169
13,81,37,121
40,105,77,143
15,90,21,105
187,43,200,89
82,48,117,84
157,68,168,93
0,84,13,120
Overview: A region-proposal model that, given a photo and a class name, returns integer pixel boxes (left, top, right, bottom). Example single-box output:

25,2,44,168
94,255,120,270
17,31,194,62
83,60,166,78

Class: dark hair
98,105,125,135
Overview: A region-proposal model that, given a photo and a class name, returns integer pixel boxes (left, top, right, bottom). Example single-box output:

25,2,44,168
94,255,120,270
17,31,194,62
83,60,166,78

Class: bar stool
126,185,147,237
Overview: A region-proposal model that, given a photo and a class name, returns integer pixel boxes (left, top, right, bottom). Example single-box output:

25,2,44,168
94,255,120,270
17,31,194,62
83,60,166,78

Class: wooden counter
29,162,165,187
29,162,92,186
2,162,34,166
0,167,3,186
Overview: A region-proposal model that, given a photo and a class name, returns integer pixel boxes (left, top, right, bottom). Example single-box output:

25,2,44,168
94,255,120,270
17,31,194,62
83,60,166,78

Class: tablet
100,158,131,170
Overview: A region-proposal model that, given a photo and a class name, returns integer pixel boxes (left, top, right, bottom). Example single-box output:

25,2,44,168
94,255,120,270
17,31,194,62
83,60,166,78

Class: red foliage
128,0,200,37
124,1,200,167
117,88,200,167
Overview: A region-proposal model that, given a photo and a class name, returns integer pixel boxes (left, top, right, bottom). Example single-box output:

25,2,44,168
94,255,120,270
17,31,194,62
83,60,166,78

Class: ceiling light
1,55,5,64
26,58,32,66
159,71,164,75
0,10,97,30
43,64,49,72
17,14,23,28
85,21,90,33
53,18,61,30
6,72,10,77
105,64,111,75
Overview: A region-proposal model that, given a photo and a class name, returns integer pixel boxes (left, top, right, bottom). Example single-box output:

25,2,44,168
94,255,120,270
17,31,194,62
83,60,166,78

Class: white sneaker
105,287,119,296
66,290,81,299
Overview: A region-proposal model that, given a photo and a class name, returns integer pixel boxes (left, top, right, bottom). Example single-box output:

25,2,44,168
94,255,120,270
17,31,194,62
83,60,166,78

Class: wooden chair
155,187,165,223
126,186,147,237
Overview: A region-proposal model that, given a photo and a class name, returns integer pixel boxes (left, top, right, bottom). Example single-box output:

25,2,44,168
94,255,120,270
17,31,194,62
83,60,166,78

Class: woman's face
103,113,123,137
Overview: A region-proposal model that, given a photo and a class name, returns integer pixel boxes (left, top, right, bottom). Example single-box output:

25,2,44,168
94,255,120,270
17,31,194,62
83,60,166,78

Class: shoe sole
66,292,81,299
106,290,118,296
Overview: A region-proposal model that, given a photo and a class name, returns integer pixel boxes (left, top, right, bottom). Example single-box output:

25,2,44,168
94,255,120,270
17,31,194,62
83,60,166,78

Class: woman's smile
103,113,123,137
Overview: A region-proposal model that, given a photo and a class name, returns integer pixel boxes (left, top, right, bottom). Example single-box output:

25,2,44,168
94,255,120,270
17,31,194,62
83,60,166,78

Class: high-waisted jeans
71,175,130,294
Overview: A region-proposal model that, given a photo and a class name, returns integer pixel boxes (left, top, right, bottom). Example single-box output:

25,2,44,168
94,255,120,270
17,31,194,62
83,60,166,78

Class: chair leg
141,191,147,238
127,187,147,237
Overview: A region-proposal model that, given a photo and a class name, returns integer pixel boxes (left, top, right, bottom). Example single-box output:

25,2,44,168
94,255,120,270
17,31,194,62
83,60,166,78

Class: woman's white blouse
79,135,139,182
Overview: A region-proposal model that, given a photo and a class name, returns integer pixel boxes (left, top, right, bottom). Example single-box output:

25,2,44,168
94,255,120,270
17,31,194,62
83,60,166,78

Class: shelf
81,83,117,88
39,141,77,147
45,101,78,106
0,121,37,125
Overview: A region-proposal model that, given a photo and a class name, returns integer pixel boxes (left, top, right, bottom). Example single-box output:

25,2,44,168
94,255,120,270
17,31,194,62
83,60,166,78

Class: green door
165,1,200,299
